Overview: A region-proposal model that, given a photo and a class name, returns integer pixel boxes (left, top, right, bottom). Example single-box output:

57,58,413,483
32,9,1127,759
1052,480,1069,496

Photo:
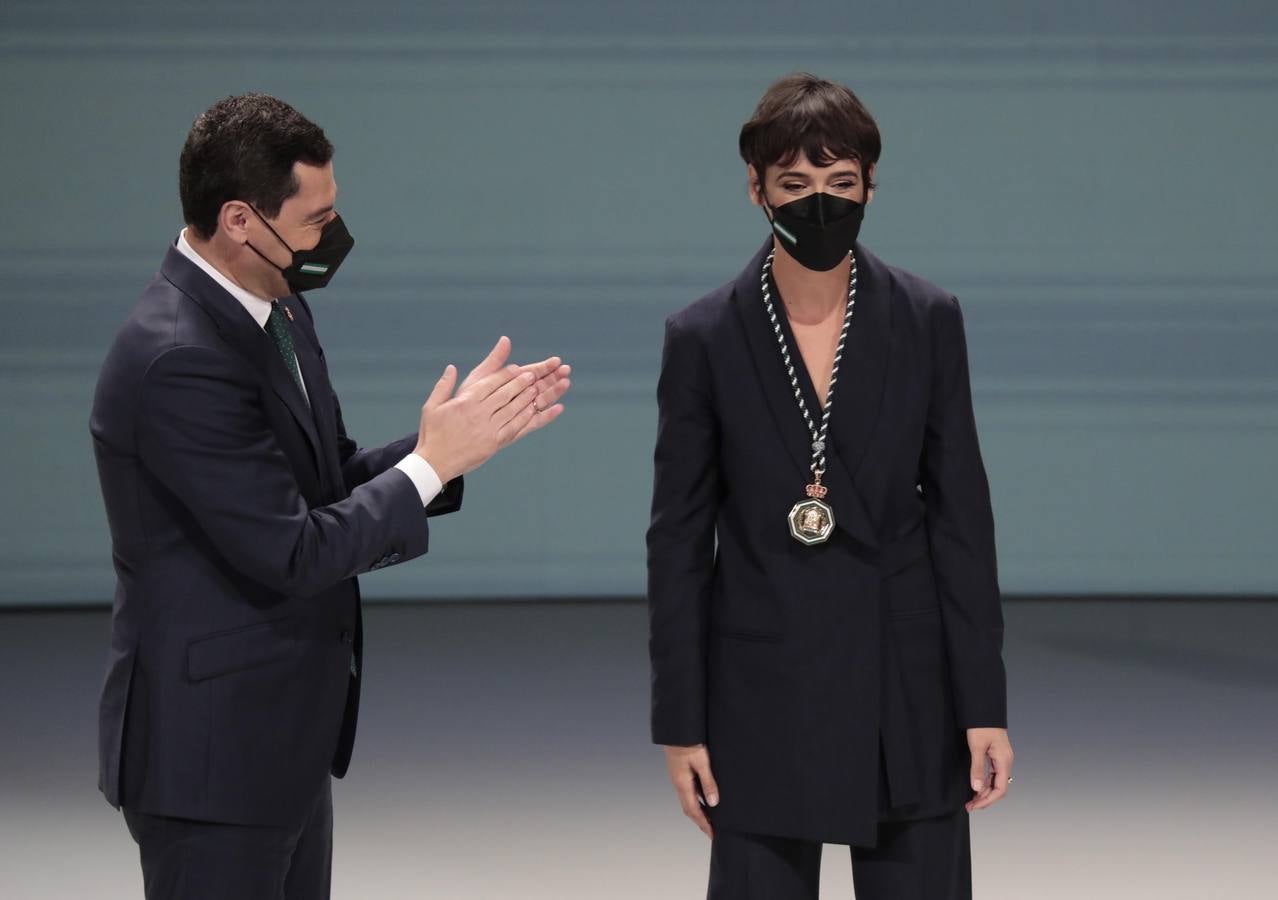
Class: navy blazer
91,245,462,826
647,238,1005,846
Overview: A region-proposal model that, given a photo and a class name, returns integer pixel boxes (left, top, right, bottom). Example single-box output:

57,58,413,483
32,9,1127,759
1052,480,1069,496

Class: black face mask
762,190,865,272
247,207,355,293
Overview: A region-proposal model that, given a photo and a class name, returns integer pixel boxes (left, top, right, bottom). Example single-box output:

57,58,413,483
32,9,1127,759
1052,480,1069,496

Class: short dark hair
179,93,334,239
739,73,881,191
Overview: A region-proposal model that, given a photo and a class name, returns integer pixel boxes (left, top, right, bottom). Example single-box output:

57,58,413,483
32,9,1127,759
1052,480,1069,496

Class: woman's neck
770,239,851,325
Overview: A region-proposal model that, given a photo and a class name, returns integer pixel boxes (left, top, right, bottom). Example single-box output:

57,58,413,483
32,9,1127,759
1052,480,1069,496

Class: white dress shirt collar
175,228,276,330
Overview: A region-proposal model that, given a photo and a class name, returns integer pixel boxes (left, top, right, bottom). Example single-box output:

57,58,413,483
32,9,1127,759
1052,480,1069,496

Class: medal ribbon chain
760,249,858,483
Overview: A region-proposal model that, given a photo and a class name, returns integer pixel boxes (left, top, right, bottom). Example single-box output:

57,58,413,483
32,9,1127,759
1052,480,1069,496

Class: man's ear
219,201,253,245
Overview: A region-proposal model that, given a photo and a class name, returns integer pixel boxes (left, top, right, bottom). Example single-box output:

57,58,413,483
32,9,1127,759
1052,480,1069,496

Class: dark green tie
264,301,308,405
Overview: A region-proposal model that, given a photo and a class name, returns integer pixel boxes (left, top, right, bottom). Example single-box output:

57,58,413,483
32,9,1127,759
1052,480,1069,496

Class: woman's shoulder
665,278,738,339
858,246,962,342
861,246,954,309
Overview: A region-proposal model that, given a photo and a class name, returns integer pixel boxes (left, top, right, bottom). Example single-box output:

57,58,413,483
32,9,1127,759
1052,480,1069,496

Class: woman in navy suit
647,73,1014,899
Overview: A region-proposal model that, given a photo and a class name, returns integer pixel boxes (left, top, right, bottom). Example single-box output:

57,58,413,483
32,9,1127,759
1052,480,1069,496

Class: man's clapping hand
414,337,571,482
458,336,570,442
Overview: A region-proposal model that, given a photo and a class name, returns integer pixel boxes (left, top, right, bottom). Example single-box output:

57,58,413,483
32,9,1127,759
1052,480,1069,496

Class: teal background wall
2,2,1275,604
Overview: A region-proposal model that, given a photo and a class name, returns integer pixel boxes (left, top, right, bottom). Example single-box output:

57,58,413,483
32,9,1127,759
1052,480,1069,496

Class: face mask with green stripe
246,207,355,294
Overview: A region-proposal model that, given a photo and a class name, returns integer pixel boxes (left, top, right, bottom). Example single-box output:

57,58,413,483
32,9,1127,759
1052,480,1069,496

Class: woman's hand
663,744,720,838
965,727,1014,812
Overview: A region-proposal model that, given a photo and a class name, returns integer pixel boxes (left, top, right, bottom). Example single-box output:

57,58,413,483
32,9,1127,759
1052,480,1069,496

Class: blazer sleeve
920,296,1007,729
331,394,464,517
136,344,431,598
646,315,720,746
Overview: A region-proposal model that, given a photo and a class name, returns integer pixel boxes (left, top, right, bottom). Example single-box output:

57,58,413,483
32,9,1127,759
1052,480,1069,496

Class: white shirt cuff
393,453,443,507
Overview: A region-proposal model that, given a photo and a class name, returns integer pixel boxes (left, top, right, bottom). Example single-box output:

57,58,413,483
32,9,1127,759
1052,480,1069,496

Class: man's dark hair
179,93,334,239
739,73,881,191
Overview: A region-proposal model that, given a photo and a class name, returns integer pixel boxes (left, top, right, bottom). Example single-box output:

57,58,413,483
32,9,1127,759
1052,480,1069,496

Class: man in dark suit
91,93,571,900
647,74,1014,898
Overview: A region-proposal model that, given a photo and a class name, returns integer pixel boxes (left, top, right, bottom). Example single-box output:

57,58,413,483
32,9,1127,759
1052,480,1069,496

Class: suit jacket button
340,630,354,645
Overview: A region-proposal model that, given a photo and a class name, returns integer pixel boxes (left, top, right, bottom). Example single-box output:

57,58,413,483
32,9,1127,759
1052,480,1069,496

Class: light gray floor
2,599,1275,899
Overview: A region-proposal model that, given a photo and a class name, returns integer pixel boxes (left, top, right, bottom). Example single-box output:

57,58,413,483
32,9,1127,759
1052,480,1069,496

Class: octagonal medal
788,497,835,545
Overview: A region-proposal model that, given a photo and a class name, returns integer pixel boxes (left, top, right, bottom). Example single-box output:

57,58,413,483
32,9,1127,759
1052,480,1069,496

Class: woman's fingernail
971,780,983,791
708,793,719,807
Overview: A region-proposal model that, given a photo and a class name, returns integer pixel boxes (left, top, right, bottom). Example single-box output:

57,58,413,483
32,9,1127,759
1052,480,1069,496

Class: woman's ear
747,164,764,208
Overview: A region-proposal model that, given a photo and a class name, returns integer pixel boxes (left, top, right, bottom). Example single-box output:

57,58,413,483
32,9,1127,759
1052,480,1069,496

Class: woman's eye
783,183,805,192
832,181,855,191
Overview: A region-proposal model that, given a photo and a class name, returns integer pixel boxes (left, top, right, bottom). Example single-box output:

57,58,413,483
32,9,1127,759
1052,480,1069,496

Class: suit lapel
826,243,893,487
733,238,817,479
731,238,880,549
284,298,344,494
160,247,325,478
258,328,325,474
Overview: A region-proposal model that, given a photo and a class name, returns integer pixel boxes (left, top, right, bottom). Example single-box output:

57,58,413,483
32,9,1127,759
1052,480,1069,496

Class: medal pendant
788,482,835,545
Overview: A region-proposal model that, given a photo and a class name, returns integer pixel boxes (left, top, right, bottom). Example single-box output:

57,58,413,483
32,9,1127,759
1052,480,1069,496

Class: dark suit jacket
647,238,1005,846
91,244,462,826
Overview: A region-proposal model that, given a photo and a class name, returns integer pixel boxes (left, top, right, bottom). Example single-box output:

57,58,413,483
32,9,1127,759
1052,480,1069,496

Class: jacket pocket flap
710,625,782,643
186,618,297,682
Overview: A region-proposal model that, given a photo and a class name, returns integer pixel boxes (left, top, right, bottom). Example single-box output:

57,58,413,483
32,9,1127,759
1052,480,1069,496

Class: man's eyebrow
303,204,333,222
824,169,861,180
777,170,811,180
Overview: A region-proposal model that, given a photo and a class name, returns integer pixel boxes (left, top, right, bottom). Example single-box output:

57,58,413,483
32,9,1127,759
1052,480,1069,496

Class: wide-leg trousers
707,809,971,900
